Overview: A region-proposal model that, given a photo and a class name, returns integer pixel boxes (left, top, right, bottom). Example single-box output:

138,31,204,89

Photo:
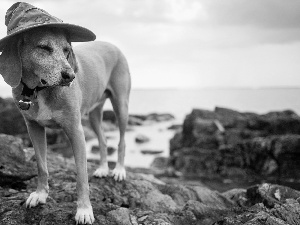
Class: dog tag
19,99,32,110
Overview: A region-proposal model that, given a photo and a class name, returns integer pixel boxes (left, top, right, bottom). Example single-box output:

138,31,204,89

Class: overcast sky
1,0,300,91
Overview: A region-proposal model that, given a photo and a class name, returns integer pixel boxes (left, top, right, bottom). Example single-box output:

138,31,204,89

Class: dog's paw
75,206,95,224
25,191,48,208
93,164,109,178
111,164,126,181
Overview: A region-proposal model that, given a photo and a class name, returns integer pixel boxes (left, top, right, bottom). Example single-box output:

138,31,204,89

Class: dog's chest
25,96,63,128
36,97,53,120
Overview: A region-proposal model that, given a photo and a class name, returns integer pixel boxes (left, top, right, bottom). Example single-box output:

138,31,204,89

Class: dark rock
103,110,116,123
215,183,300,224
0,97,27,135
91,145,100,154
140,150,163,155
170,107,300,182
91,146,116,155
150,157,169,170
128,116,144,126
145,113,175,122
0,134,36,189
135,134,150,144
181,109,224,148
218,135,300,179
167,124,182,130
215,107,250,129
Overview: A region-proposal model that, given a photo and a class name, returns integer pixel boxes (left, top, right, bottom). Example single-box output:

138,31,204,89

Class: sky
1,0,300,92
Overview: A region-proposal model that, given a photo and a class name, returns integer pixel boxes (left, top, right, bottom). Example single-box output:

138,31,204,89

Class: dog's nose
41,79,47,85
61,71,75,83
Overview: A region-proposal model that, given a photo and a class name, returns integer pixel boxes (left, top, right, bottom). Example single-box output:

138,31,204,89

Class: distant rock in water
141,149,163,155
169,107,300,183
129,112,175,126
91,145,116,155
167,124,182,131
135,134,150,143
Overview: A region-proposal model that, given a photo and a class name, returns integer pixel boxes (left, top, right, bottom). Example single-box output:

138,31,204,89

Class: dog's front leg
25,119,49,208
62,119,95,224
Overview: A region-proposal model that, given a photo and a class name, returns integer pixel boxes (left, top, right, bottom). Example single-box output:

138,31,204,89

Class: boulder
0,134,36,189
0,97,27,135
170,108,300,181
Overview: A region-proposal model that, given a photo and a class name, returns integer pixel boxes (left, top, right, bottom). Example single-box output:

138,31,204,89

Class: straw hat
0,2,96,50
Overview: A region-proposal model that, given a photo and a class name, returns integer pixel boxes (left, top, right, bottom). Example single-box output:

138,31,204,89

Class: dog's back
73,41,131,115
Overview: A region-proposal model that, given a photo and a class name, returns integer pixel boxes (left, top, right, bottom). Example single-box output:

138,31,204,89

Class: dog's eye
38,45,52,52
64,48,70,59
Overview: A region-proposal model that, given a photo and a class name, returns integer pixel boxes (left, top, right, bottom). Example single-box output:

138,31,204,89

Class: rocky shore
1,134,300,225
1,96,300,224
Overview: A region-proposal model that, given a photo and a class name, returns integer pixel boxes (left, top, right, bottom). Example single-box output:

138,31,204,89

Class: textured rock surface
169,108,300,182
1,135,300,224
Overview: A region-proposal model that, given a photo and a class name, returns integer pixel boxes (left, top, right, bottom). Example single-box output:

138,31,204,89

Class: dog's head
0,27,78,89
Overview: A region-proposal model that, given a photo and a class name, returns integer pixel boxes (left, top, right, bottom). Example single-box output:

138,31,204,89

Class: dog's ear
68,47,78,73
0,37,22,88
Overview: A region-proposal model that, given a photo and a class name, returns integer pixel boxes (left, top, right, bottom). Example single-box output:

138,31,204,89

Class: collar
19,80,48,110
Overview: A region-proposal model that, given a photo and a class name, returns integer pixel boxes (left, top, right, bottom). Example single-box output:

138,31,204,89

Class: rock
128,116,144,126
0,97,27,135
1,136,300,224
135,134,150,144
215,107,250,129
167,124,182,130
0,134,36,189
218,135,300,179
145,113,175,122
128,113,175,125
107,208,132,225
91,145,100,153
103,110,117,123
214,183,300,224
181,109,224,148
91,146,116,155
141,150,163,155
150,157,169,170
169,107,300,182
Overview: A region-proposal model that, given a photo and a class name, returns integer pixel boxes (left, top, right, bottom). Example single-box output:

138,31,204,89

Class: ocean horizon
1,87,300,120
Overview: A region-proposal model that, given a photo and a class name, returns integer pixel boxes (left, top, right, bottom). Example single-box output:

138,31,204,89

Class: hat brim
0,22,96,51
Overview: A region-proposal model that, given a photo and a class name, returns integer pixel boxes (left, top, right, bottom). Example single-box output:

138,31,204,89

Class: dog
0,3,130,225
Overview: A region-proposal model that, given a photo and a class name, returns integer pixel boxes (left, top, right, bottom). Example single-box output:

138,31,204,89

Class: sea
1,87,300,168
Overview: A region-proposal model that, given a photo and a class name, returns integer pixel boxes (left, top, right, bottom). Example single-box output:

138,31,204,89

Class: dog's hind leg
89,100,110,178
108,52,131,181
110,96,129,181
25,119,49,208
